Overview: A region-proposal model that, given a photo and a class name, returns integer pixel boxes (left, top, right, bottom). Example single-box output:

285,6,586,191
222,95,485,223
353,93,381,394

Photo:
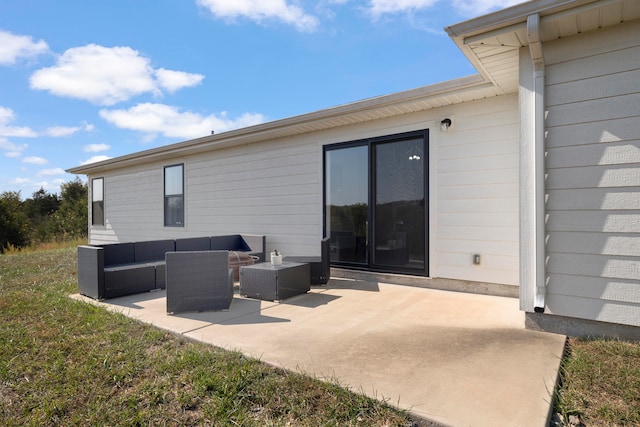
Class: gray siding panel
544,21,640,326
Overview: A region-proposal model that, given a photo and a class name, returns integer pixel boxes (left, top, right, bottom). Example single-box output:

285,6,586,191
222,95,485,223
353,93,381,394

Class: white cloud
367,0,523,17
29,45,205,106
13,177,66,194
0,137,28,157
0,106,13,123
0,106,37,137
22,156,48,165
30,44,157,106
197,0,319,32
0,30,49,65
1,106,93,138
99,102,266,140
80,155,112,165
37,168,65,177
155,68,204,93
451,0,524,15
368,0,438,16
5,151,22,158
12,177,32,185
84,143,111,153
42,122,93,137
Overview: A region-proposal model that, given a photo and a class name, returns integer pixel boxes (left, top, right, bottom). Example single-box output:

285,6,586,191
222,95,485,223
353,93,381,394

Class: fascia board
445,0,596,39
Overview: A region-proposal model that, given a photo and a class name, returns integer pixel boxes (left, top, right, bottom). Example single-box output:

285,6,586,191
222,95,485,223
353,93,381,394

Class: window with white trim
91,177,104,226
164,164,184,227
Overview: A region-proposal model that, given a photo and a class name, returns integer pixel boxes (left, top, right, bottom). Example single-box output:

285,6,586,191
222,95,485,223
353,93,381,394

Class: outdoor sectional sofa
77,234,265,300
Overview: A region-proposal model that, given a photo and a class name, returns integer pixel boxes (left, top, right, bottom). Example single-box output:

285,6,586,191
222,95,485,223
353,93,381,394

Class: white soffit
447,0,640,93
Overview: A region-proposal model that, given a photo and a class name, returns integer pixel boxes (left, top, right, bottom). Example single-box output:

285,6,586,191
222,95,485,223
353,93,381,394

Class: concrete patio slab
72,277,566,427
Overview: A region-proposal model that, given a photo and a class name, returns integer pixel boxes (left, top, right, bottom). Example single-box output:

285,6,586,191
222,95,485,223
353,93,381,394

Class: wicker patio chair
165,250,234,313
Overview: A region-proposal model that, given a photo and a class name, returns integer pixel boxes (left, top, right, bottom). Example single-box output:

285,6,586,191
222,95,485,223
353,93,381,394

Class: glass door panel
325,145,368,264
373,137,425,271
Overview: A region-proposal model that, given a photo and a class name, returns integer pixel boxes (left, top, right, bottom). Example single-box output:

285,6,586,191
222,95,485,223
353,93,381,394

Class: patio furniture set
78,236,330,314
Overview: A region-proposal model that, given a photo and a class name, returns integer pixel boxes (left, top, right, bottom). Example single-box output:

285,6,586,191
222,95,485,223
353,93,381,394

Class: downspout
527,14,546,313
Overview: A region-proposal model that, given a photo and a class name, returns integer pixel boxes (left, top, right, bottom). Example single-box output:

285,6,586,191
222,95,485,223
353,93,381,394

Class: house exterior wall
87,94,519,286
543,20,640,327
433,94,519,285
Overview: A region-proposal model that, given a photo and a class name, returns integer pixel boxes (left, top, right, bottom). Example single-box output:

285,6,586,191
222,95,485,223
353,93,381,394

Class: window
91,178,104,226
164,164,184,227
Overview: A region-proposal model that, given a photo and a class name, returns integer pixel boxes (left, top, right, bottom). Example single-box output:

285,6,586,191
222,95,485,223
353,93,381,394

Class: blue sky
0,0,523,199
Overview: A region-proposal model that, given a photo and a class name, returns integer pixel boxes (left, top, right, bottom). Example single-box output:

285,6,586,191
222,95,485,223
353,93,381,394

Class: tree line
0,178,88,253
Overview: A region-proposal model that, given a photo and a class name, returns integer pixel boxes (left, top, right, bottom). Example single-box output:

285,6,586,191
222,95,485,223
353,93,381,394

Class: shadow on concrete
327,277,381,292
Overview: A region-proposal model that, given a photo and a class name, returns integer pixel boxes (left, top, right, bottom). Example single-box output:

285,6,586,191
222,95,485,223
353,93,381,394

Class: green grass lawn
1,246,638,426
0,246,420,426
554,338,640,426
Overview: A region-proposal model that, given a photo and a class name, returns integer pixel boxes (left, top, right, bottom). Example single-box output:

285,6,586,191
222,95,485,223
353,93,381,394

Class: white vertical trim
429,121,438,278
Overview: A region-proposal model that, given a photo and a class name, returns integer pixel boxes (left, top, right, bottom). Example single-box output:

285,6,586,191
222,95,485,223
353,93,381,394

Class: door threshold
330,268,518,298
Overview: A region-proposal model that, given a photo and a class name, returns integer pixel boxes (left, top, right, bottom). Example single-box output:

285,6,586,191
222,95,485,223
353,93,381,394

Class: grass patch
0,247,419,426
3,237,87,254
554,337,640,426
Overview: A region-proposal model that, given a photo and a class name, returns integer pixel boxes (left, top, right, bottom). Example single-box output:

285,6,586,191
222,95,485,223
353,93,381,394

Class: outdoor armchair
165,250,234,313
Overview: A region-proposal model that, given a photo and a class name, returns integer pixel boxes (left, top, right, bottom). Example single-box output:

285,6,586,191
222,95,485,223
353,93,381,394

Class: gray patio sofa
77,234,265,300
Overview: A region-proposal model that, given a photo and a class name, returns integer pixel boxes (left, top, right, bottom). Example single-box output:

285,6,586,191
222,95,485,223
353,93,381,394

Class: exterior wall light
440,118,452,132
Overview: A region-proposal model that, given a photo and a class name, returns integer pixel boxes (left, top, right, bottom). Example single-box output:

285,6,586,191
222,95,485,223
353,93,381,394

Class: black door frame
323,129,429,276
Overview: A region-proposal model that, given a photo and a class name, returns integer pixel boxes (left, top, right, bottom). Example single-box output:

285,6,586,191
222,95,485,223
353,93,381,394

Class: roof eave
66,74,492,175
445,0,597,38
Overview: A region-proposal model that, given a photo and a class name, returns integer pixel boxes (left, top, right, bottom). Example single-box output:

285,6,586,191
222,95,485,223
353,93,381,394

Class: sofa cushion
175,236,211,251
135,239,175,263
104,264,156,299
210,235,246,251
100,242,135,267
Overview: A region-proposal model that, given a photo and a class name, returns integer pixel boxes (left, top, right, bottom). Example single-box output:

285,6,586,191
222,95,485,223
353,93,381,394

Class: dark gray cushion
135,239,175,263
175,236,211,251
100,242,135,267
210,235,244,251
104,264,156,299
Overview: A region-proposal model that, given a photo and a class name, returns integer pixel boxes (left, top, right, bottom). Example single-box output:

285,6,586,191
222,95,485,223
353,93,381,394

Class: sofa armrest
240,234,266,262
77,245,105,299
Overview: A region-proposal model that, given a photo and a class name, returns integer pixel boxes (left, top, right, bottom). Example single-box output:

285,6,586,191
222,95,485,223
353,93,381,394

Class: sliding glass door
325,144,369,265
324,130,428,275
373,136,426,271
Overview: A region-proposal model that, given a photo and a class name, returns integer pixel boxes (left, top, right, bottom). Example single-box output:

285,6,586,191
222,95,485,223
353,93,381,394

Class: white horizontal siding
547,188,640,210
184,138,322,255
88,92,520,287
546,116,640,149
435,94,519,285
543,20,640,327
546,294,640,327
548,232,640,257
90,166,166,243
